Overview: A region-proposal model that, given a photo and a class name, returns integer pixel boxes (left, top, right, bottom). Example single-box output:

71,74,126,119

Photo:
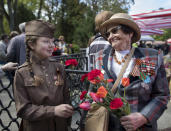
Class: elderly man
92,13,170,131
7,22,26,65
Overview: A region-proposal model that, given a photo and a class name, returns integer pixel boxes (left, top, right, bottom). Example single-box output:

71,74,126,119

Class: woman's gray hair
19,22,26,33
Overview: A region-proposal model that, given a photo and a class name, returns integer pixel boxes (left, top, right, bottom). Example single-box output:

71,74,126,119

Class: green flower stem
124,87,126,98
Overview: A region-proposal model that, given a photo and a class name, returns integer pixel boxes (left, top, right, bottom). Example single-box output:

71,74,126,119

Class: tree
15,3,36,30
0,0,18,31
72,6,95,47
43,0,59,23
37,0,44,19
153,29,171,41
0,0,134,47
85,0,134,13
55,0,135,47
0,13,5,34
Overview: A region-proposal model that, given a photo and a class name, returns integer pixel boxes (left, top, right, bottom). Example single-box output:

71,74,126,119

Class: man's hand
120,112,148,131
1,62,18,71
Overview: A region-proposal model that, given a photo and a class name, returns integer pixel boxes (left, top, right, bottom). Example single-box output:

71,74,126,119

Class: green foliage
152,29,171,41
3,16,10,34
1,0,134,48
18,0,38,11
72,44,80,53
15,3,36,30
72,6,95,47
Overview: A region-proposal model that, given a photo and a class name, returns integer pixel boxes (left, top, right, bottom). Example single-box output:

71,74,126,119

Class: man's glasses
104,25,121,39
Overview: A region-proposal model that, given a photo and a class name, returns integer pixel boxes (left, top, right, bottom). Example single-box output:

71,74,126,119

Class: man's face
4,37,9,44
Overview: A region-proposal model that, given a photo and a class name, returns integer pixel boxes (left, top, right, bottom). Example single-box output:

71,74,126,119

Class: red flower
81,74,88,82
107,79,114,83
98,73,104,81
87,69,104,84
53,47,58,51
65,59,78,67
121,78,130,87
89,79,101,84
110,98,123,109
79,101,91,110
80,91,87,100
90,92,103,103
88,69,101,80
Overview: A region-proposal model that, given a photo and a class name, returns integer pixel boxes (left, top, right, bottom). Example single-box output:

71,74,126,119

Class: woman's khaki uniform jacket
14,55,70,131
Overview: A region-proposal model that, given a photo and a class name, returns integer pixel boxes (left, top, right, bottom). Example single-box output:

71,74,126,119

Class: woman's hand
120,112,147,131
55,104,73,118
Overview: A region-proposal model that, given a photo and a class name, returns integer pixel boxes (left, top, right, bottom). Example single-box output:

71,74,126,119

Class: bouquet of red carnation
65,59,78,69
79,69,130,118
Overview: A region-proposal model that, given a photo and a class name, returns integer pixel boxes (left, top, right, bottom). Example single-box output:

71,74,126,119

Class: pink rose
79,101,91,110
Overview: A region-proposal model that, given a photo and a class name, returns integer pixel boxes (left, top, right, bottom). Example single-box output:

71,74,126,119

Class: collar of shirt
115,50,130,62
112,50,134,77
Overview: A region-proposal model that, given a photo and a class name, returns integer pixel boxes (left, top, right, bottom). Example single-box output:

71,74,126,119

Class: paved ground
158,102,171,131
0,76,171,131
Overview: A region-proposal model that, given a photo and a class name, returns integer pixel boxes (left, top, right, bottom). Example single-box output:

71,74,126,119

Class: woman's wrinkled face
32,37,55,59
105,25,133,51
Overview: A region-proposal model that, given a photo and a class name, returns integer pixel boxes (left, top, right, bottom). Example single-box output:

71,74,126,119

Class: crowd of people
0,33,73,67
0,10,170,131
52,35,74,56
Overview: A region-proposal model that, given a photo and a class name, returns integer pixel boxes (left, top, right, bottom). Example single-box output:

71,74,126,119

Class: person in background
162,42,170,55
163,47,171,96
87,11,113,71
52,38,61,56
138,41,146,48
0,34,9,64
146,43,152,48
58,35,66,54
67,43,74,54
9,31,19,40
14,20,73,131
7,22,26,65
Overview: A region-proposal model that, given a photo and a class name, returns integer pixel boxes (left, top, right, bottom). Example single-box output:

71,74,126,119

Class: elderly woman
91,13,170,131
